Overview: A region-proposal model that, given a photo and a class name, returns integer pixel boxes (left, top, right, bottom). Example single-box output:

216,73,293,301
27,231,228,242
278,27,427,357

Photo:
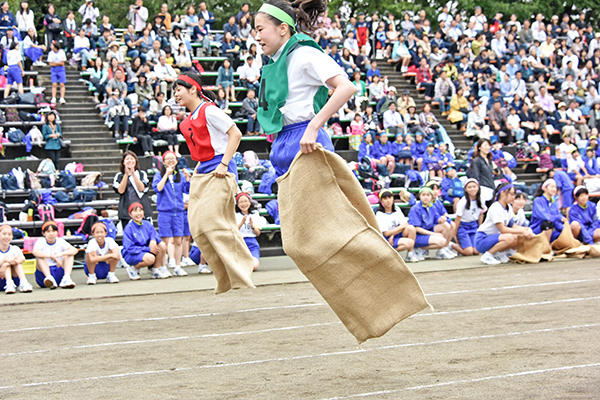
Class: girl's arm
495,222,533,236
61,242,79,257
131,170,147,192
213,124,242,178
415,226,434,235
301,74,358,153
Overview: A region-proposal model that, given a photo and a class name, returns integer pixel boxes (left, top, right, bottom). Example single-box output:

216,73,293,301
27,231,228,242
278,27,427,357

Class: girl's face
544,182,558,197
577,193,589,206
163,153,177,168
92,227,107,243
381,196,394,210
47,113,55,123
419,191,432,205
237,196,251,212
164,106,172,116
175,84,196,108
513,196,527,210
43,227,58,243
0,226,12,246
479,141,491,153
364,134,372,144
130,207,144,222
124,154,137,169
255,13,289,57
465,182,479,198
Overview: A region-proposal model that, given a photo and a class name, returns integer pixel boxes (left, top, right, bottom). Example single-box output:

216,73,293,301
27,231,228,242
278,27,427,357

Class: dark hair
474,138,493,161
464,182,483,210
119,150,140,173
259,0,327,34
493,182,514,205
235,195,258,213
377,192,396,213
514,191,528,200
160,154,181,183
162,105,172,115
175,71,216,101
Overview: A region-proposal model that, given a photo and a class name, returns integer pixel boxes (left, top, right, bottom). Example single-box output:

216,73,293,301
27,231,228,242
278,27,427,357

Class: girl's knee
158,242,167,251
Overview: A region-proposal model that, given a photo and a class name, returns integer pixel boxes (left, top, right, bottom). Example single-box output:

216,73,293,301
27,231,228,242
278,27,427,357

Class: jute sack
188,172,255,294
510,233,553,264
276,146,429,343
551,223,582,255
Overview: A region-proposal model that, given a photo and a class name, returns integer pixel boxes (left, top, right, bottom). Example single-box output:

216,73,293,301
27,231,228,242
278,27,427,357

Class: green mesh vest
257,33,329,134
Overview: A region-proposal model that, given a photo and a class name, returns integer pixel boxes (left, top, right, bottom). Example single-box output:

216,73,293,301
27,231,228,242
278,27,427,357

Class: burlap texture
510,233,553,264
551,223,582,255
276,146,429,343
188,173,255,294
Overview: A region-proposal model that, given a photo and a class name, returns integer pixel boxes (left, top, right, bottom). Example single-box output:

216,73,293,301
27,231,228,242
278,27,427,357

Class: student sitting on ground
122,202,170,280
407,186,449,260
531,179,579,243
452,178,486,256
512,191,530,227
569,186,600,244
84,222,120,285
33,221,79,289
475,182,535,265
0,225,33,294
375,190,419,262
428,180,458,259
235,192,266,271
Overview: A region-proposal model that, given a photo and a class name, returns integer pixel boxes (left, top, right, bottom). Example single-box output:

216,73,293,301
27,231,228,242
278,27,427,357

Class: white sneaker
445,246,458,258
33,60,47,66
106,272,120,283
159,266,171,277
481,251,501,265
172,266,188,276
4,281,16,294
181,257,195,266
198,264,212,274
441,247,457,259
405,251,419,262
59,98,66,104
51,97,57,104
86,274,97,285
504,248,516,257
414,248,426,261
494,251,510,264
59,276,76,289
44,275,58,289
18,280,33,293
436,249,453,259
168,258,177,269
151,267,170,279
126,265,141,280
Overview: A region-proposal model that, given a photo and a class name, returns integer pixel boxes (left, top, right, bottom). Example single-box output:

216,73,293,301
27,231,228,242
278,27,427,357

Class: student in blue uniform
235,192,266,271
152,151,190,277
549,169,575,210
441,164,463,211
422,142,443,179
427,180,457,258
375,190,418,262
411,132,427,171
453,178,486,256
33,221,79,289
84,222,120,285
583,147,599,175
475,182,535,265
122,202,170,280
569,186,600,244
531,179,578,243
373,132,396,175
408,186,449,260
358,132,376,161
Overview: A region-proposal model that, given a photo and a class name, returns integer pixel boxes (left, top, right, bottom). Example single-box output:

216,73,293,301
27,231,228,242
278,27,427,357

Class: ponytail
260,0,327,34
175,71,216,102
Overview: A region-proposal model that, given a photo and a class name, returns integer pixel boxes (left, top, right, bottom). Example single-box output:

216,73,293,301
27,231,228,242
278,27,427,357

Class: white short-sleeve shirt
376,210,408,233
456,197,486,223
236,212,266,238
0,245,23,263
47,49,67,64
275,44,344,126
477,202,513,235
33,237,71,267
86,237,118,256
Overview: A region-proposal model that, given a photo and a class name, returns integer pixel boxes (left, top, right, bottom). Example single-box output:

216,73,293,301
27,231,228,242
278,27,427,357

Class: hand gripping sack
276,145,429,343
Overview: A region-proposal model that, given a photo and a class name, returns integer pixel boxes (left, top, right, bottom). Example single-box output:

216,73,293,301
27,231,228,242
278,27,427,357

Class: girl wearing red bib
174,72,255,293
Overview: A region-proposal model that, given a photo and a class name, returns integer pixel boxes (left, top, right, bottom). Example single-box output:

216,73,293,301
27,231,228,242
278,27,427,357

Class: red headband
236,192,251,203
91,222,107,233
177,74,213,102
128,202,143,214
162,150,176,161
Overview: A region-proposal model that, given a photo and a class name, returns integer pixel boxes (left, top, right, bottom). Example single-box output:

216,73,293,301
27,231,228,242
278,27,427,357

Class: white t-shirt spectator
33,237,72,267
0,245,24,263
236,212,266,238
74,35,91,50
376,210,408,233
154,62,177,80
567,157,585,174
477,202,514,235
456,197,486,223
238,62,260,82
48,49,67,65
157,115,177,131
86,237,118,257
383,109,404,129
6,48,22,66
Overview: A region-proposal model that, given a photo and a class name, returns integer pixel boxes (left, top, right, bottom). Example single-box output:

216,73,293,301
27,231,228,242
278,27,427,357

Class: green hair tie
258,3,296,31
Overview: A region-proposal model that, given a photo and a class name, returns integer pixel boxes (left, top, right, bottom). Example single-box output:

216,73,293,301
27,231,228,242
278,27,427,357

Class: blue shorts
189,245,201,265
474,231,500,254
183,210,190,236
270,120,334,177
122,250,149,267
414,233,431,248
457,220,479,249
84,261,110,279
0,277,21,291
6,65,22,85
51,66,67,84
35,265,65,288
195,154,238,180
385,233,405,248
244,237,260,259
158,211,185,238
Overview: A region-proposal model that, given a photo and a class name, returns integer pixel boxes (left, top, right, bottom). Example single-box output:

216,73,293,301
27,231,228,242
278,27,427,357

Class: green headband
258,3,296,31
419,187,433,195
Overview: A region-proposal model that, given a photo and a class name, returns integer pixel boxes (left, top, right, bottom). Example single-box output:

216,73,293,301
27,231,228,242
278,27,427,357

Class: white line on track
320,362,600,399
3,278,599,335
1,323,598,390
2,295,600,358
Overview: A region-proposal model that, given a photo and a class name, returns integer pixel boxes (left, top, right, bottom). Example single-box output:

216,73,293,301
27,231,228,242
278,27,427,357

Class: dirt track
3,260,599,399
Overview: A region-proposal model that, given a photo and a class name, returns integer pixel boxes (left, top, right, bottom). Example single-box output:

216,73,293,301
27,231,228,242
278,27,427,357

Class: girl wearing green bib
255,0,357,176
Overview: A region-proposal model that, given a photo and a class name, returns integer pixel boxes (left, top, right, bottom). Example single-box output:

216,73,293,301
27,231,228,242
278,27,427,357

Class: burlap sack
587,244,600,258
188,172,255,294
276,146,429,343
510,233,553,264
551,223,581,255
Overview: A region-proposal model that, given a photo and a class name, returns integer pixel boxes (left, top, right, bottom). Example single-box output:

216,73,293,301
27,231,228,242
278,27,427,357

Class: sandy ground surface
2,258,599,399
